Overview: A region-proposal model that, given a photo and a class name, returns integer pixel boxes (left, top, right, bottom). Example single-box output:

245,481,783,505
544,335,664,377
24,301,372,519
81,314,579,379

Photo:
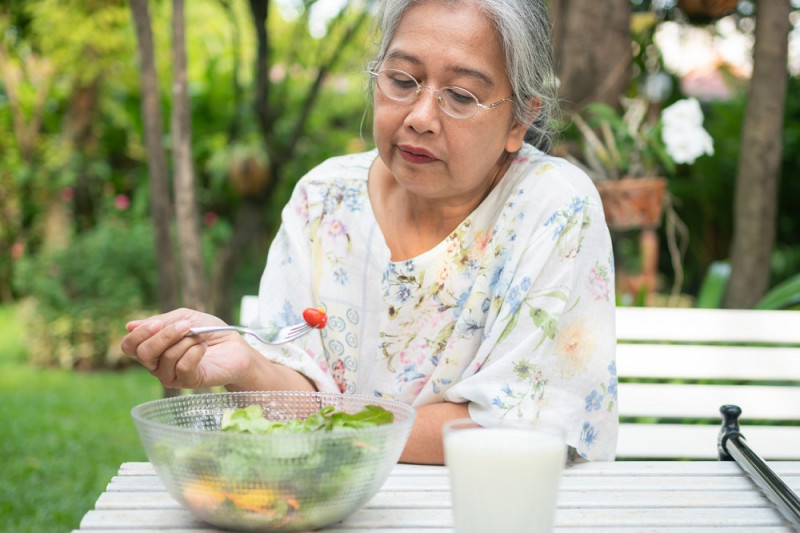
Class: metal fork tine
283,323,312,342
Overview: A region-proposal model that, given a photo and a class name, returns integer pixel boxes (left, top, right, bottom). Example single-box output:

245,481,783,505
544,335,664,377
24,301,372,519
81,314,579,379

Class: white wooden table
75,461,800,532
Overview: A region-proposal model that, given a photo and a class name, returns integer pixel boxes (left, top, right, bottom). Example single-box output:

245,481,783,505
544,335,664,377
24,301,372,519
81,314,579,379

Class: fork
186,321,313,345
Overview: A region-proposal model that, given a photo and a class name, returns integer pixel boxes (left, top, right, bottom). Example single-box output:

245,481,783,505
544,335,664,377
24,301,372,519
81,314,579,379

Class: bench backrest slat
616,307,800,344
618,423,800,460
617,344,800,381
619,383,800,420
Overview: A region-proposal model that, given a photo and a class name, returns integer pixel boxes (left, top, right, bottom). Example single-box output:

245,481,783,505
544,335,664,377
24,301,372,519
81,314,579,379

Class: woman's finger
130,319,191,372
121,319,164,363
173,339,211,388
153,336,207,388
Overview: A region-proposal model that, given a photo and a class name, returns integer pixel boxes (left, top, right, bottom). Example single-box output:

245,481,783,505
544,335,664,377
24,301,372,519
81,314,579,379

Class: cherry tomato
302,307,327,329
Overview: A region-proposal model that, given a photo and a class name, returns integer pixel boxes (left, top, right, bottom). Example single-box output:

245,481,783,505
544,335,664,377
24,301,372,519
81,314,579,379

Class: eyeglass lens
375,70,480,119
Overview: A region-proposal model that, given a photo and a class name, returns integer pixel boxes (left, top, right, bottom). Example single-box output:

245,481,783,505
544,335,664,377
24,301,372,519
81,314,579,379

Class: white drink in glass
443,420,566,533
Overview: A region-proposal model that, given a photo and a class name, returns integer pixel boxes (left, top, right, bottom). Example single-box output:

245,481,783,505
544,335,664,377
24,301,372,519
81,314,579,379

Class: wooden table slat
95,488,781,511
80,507,795,529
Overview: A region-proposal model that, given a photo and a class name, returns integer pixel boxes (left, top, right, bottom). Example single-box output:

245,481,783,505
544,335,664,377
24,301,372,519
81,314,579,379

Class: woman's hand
121,308,255,390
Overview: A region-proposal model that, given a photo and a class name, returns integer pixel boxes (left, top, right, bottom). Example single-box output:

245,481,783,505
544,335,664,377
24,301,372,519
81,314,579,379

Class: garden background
1,0,799,531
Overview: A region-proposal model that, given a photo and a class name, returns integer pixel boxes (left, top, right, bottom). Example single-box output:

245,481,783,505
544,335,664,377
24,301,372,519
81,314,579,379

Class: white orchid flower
661,98,715,164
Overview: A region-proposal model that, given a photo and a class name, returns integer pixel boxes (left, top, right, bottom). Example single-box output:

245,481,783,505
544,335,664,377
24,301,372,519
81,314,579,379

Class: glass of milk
443,418,567,533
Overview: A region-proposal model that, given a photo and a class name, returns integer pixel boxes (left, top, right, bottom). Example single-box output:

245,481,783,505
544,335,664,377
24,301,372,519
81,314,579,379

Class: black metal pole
717,404,800,532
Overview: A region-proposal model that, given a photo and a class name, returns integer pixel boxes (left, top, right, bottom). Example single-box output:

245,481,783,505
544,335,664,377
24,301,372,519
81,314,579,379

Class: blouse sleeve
443,179,618,461
251,176,341,394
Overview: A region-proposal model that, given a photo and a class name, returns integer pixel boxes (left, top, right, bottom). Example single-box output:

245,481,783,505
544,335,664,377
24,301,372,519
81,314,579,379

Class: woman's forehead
382,49,497,90
385,2,507,87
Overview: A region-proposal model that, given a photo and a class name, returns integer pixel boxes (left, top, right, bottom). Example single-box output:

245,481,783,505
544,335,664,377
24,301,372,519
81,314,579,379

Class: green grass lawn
0,304,163,532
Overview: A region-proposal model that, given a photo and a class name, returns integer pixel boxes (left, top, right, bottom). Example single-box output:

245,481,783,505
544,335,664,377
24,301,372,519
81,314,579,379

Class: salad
156,403,394,529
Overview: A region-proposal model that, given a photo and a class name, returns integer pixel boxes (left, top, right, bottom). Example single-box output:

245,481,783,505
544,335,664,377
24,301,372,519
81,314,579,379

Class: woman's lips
398,145,438,164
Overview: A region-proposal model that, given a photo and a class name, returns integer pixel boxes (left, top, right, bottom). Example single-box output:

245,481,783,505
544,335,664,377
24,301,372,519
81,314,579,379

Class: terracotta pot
595,177,667,231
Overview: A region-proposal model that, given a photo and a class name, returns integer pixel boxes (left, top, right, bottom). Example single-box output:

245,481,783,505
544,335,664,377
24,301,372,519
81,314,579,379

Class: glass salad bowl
131,390,416,531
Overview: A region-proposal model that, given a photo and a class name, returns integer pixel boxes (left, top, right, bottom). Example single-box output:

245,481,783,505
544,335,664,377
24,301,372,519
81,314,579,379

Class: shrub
14,219,159,369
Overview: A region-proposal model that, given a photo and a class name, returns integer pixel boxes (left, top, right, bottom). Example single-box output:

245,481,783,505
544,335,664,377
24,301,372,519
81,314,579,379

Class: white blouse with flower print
254,143,618,461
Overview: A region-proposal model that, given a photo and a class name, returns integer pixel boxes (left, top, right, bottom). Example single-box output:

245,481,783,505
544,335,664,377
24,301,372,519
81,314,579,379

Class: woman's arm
122,308,318,391
399,401,470,465
225,350,318,392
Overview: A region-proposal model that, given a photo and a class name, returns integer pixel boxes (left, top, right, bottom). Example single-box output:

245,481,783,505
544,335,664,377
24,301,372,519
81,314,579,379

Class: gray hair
370,0,559,152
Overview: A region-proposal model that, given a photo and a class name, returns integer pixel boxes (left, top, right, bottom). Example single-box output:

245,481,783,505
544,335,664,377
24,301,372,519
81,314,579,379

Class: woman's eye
390,76,417,90
444,88,476,105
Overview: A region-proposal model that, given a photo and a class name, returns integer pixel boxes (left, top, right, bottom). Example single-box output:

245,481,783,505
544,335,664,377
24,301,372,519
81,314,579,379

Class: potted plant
569,96,714,301
572,96,714,230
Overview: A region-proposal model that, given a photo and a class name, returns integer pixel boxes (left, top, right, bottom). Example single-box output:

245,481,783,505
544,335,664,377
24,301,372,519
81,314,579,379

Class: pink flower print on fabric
295,191,310,221
473,229,491,255
399,349,426,368
326,219,348,239
332,359,347,393
588,261,612,301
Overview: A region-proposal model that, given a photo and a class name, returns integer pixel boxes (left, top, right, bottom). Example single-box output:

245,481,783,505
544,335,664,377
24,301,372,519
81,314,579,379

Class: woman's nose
404,87,441,132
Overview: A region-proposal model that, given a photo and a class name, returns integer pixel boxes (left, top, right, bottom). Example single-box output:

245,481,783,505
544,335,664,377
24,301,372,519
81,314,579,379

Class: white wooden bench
616,307,800,460
239,297,800,460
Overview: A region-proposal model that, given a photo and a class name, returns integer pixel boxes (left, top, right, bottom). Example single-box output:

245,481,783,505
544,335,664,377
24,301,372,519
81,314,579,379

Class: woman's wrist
225,346,317,392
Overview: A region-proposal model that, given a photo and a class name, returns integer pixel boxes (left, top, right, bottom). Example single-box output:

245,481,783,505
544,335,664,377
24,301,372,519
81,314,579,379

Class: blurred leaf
756,273,800,310
696,260,731,309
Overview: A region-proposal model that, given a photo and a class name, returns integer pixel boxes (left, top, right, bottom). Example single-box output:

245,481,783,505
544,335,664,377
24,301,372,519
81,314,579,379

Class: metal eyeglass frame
369,67,513,120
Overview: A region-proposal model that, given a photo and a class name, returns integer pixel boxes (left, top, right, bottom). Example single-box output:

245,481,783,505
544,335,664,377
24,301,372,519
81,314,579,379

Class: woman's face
372,0,529,204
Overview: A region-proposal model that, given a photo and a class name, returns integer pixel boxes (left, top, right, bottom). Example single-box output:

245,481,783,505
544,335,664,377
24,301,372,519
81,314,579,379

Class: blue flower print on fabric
333,267,348,286
491,360,548,418
585,361,618,413
580,421,598,456
585,390,603,411
543,196,592,260
276,300,301,328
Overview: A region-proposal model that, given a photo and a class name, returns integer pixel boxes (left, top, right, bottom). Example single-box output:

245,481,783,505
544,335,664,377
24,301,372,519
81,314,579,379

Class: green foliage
26,0,134,86
756,273,800,310
576,100,675,181
660,97,742,293
666,75,800,297
0,305,161,532
13,219,159,368
695,260,731,309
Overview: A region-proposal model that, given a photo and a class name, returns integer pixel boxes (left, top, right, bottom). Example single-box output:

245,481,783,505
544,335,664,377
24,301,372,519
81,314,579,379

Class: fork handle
186,326,244,336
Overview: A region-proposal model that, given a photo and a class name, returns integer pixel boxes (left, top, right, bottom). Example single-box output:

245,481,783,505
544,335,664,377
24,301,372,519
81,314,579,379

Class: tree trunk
64,76,102,232
129,0,179,314
249,0,271,143
210,198,270,323
171,0,208,311
724,1,790,309
550,0,632,113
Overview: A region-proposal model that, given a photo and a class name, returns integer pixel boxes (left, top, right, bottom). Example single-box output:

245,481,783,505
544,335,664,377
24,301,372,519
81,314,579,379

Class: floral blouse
253,143,618,460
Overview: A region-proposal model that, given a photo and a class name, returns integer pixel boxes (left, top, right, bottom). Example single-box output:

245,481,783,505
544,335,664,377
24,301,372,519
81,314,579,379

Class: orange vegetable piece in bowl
302,307,327,329
224,487,299,516
182,479,226,510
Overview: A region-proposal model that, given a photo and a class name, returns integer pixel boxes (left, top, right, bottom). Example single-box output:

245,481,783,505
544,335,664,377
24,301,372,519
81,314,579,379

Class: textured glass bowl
131,391,416,531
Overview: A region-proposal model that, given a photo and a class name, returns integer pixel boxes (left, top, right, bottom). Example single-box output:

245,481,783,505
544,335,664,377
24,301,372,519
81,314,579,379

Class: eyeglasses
369,68,513,120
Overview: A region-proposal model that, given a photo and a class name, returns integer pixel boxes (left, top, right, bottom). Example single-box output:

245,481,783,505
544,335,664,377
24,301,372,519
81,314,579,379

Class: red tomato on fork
302,307,327,329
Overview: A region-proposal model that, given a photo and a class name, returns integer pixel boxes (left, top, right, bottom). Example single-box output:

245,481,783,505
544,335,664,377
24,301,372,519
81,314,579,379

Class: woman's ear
504,98,541,153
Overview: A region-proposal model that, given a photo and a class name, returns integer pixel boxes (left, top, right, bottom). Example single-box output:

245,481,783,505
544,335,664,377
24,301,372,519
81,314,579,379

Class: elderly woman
122,0,618,464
